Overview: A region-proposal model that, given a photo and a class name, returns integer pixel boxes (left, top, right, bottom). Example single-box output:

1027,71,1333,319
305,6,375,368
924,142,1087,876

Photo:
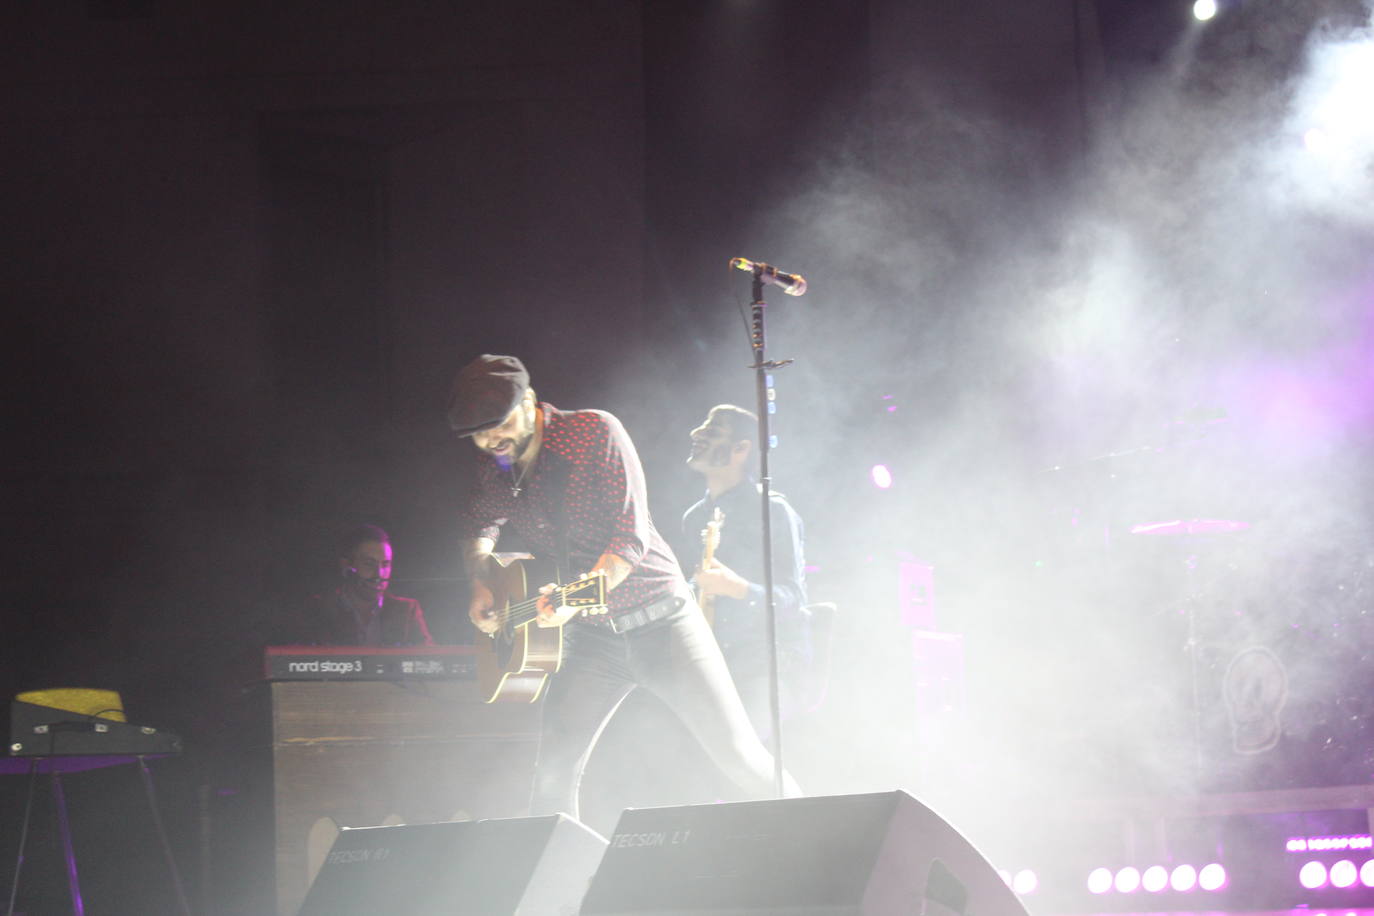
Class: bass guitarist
683,404,810,740
448,355,798,820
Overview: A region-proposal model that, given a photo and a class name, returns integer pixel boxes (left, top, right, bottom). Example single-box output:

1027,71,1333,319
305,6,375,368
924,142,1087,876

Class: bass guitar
696,507,724,628
475,556,607,703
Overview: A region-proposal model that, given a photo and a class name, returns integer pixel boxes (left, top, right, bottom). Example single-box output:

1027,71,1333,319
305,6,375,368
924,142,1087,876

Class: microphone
730,257,807,297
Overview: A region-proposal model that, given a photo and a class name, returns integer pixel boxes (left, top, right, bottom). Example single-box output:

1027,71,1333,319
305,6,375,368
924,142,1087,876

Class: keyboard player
296,524,434,646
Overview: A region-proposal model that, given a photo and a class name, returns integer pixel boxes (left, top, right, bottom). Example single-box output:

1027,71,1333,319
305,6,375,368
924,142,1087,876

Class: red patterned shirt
459,403,687,616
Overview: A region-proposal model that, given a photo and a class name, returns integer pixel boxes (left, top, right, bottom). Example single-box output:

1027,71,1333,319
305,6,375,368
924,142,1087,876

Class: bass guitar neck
697,507,724,628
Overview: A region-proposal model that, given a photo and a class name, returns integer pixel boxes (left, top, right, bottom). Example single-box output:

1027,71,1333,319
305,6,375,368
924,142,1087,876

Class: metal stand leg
50,771,85,916
4,759,41,916
197,783,212,916
136,757,193,916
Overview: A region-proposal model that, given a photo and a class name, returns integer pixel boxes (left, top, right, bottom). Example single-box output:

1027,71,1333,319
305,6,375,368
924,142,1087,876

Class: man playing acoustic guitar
448,354,797,820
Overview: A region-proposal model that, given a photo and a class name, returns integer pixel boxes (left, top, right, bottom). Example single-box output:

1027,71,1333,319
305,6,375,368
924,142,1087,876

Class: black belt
605,595,685,634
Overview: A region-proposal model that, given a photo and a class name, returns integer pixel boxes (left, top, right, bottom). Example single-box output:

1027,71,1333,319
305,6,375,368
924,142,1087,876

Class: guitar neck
698,507,723,613
498,565,606,631
504,585,572,629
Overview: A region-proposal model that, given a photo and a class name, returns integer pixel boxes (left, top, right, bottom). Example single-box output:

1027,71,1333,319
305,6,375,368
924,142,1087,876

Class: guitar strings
494,594,543,627
491,586,601,628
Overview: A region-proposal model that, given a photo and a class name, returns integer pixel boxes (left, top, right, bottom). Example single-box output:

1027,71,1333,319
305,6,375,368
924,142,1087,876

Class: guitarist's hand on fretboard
533,572,610,628
474,559,608,703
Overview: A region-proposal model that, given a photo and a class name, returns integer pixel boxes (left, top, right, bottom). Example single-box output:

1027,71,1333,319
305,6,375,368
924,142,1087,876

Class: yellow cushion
16,688,127,723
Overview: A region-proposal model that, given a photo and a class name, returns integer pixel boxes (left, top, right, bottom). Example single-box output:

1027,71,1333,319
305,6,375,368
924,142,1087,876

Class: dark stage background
3,1,1373,913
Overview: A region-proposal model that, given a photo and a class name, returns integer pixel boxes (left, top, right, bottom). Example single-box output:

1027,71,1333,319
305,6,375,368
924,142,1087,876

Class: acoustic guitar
475,557,607,703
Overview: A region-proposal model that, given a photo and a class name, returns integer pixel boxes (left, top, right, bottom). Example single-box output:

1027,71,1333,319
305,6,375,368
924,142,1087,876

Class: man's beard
490,430,534,469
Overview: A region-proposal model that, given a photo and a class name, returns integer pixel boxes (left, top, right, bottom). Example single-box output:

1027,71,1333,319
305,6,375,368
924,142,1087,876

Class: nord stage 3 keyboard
264,645,477,680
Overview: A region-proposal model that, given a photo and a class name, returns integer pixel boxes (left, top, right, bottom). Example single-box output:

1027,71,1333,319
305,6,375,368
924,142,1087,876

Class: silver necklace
510,461,532,497
508,410,541,497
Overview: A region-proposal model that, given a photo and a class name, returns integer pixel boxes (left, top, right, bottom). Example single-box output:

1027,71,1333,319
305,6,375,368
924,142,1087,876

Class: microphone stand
744,266,795,798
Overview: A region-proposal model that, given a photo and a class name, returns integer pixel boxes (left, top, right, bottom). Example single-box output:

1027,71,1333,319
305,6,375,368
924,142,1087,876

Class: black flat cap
447,354,530,437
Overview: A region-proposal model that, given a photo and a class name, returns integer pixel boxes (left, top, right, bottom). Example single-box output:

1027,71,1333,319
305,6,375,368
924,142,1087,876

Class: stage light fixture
870,464,893,489
1301,860,1330,890
1087,867,1113,894
1199,862,1227,890
1115,866,1142,893
1359,859,1374,887
1331,860,1358,888
1171,863,1199,891
1193,0,1217,21
1289,835,1374,852
1142,865,1170,892
1012,870,1038,895
1305,127,1334,153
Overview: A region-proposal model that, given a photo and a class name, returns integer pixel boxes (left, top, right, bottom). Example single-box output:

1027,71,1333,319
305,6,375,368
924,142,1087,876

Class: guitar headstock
558,570,608,610
702,506,724,552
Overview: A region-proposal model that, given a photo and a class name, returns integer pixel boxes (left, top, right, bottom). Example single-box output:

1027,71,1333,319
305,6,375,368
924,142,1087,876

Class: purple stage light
1087,868,1113,894
1115,866,1142,893
1301,860,1331,890
1331,860,1358,888
1193,0,1217,20
1171,863,1199,892
870,464,893,489
1142,865,1169,892
1293,835,1374,853
1012,870,1037,895
1199,862,1227,891
1360,859,1374,887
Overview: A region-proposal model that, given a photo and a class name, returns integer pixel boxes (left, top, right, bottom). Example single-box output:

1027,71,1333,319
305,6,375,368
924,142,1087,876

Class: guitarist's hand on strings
469,580,501,635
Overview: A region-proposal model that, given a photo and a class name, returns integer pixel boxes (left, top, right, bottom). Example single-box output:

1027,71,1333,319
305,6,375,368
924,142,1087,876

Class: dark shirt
298,588,435,646
681,479,808,662
459,403,687,617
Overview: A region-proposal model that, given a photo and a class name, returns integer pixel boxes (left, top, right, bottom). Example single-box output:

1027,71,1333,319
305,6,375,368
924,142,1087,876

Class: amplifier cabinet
298,815,605,916
268,678,540,916
581,790,1028,916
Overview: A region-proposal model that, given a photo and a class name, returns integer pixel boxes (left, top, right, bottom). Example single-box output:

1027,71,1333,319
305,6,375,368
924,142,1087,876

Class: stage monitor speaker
297,814,606,916
580,790,1028,916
